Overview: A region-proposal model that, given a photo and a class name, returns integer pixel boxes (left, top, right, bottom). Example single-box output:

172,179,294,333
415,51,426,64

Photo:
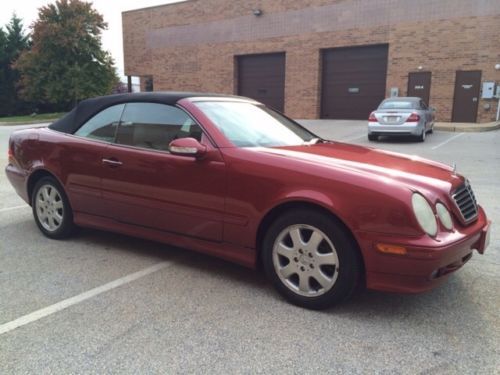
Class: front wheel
262,209,361,310
32,176,76,239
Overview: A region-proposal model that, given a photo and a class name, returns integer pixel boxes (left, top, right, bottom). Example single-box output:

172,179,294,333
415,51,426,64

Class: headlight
436,203,453,230
411,193,437,236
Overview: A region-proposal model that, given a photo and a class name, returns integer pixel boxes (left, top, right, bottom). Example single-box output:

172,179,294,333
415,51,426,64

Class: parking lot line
0,205,30,213
0,261,170,336
431,133,464,150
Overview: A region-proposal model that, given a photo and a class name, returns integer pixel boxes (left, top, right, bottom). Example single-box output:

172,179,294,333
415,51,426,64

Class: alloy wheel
272,224,339,297
35,184,64,232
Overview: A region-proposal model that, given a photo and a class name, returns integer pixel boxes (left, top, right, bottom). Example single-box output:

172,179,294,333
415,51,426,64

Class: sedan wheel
418,128,426,142
32,176,76,239
273,224,339,297
263,209,361,309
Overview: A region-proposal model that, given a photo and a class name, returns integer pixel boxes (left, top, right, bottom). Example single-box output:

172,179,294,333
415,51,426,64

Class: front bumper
368,121,423,136
356,206,490,293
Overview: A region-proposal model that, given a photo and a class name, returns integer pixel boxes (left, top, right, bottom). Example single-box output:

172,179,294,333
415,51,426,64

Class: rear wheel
32,176,76,239
262,209,361,310
417,128,426,142
368,134,378,141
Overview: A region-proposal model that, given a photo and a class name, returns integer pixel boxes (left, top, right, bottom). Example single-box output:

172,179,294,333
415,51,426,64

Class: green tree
0,28,9,115
0,15,30,116
6,14,30,115
17,0,118,111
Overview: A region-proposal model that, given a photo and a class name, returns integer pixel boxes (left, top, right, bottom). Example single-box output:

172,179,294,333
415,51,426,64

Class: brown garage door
321,45,388,119
237,53,286,112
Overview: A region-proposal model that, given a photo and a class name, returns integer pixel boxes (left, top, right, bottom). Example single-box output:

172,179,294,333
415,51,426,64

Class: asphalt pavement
0,120,498,374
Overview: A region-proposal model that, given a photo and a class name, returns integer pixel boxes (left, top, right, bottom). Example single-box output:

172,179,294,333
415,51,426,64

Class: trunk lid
373,110,413,125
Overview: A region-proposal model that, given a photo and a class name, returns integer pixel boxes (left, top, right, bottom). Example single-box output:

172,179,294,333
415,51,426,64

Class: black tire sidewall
32,176,75,239
262,209,360,310
418,129,426,142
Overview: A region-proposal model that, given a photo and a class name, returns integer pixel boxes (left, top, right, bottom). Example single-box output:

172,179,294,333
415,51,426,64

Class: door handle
102,158,123,167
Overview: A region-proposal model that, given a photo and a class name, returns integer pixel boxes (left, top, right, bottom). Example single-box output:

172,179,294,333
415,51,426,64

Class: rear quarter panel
8,128,107,216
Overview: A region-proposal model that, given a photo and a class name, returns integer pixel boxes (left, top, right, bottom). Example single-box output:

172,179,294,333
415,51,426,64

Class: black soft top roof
49,92,241,134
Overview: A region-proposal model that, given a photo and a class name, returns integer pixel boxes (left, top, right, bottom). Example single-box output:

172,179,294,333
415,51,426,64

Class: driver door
100,102,226,242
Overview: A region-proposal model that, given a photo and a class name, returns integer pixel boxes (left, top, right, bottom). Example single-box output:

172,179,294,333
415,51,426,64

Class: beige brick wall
123,0,500,122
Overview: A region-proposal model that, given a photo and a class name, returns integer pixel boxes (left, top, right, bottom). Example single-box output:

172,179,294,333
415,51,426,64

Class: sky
0,0,186,81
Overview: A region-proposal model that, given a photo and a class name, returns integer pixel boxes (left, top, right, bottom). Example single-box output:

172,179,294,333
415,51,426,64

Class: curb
0,119,59,126
434,122,500,133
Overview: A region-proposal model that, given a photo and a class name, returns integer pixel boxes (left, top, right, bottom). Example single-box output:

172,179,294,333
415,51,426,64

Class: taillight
8,142,15,163
407,113,420,122
368,112,377,122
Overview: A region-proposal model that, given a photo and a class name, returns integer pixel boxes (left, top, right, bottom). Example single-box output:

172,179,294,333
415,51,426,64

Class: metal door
407,72,432,105
452,71,481,123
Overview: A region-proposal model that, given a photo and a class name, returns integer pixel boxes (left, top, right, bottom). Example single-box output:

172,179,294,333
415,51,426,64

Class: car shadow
373,135,421,144
5,219,487,320
75,227,270,291
75,228,484,319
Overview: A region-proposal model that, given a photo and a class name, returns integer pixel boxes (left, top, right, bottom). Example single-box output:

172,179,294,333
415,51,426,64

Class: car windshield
194,101,317,147
379,100,417,110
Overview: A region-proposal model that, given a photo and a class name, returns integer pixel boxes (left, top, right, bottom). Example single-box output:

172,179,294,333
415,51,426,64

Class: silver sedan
367,97,435,142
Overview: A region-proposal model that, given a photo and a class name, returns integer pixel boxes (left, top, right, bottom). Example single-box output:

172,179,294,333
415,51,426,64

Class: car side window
74,104,125,141
420,100,428,110
115,103,203,151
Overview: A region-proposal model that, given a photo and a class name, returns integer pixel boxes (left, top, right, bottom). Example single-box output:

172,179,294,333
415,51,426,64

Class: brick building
122,0,500,123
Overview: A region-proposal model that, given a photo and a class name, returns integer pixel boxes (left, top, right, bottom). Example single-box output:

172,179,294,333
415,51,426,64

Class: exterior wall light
495,63,500,70
253,9,263,16
418,66,423,71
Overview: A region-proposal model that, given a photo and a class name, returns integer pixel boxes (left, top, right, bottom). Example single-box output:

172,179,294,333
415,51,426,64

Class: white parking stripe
431,133,464,150
0,261,170,336
0,205,29,213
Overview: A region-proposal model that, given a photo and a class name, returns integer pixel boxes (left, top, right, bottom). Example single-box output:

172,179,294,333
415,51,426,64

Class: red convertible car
6,92,490,309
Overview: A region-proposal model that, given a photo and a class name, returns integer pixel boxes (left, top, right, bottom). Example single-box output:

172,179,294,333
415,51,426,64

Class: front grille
452,181,478,224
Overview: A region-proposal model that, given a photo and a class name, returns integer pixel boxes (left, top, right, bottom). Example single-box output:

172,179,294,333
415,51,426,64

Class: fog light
376,243,407,255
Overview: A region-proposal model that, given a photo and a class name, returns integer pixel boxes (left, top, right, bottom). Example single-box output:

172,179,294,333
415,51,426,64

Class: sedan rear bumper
355,207,490,294
368,121,423,136
5,164,30,204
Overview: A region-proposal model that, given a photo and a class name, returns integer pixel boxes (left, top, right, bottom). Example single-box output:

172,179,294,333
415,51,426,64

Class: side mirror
169,137,207,158
430,107,436,112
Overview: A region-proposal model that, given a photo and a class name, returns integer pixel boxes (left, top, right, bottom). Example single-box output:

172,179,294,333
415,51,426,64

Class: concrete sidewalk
435,121,500,132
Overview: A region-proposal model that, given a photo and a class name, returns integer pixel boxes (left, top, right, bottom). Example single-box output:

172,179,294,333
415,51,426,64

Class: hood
256,141,463,195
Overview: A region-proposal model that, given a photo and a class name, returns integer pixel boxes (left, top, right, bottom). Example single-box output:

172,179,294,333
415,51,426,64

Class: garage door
237,53,286,112
321,45,388,119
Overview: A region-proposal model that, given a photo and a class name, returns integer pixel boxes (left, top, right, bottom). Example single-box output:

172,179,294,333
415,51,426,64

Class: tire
368,134,378,141
417,128,426,142
429,125,434,134
32,176,76,239
262,209,361,310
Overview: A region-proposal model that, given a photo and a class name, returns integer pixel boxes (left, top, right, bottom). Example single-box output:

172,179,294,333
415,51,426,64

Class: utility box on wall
481,82,495,99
